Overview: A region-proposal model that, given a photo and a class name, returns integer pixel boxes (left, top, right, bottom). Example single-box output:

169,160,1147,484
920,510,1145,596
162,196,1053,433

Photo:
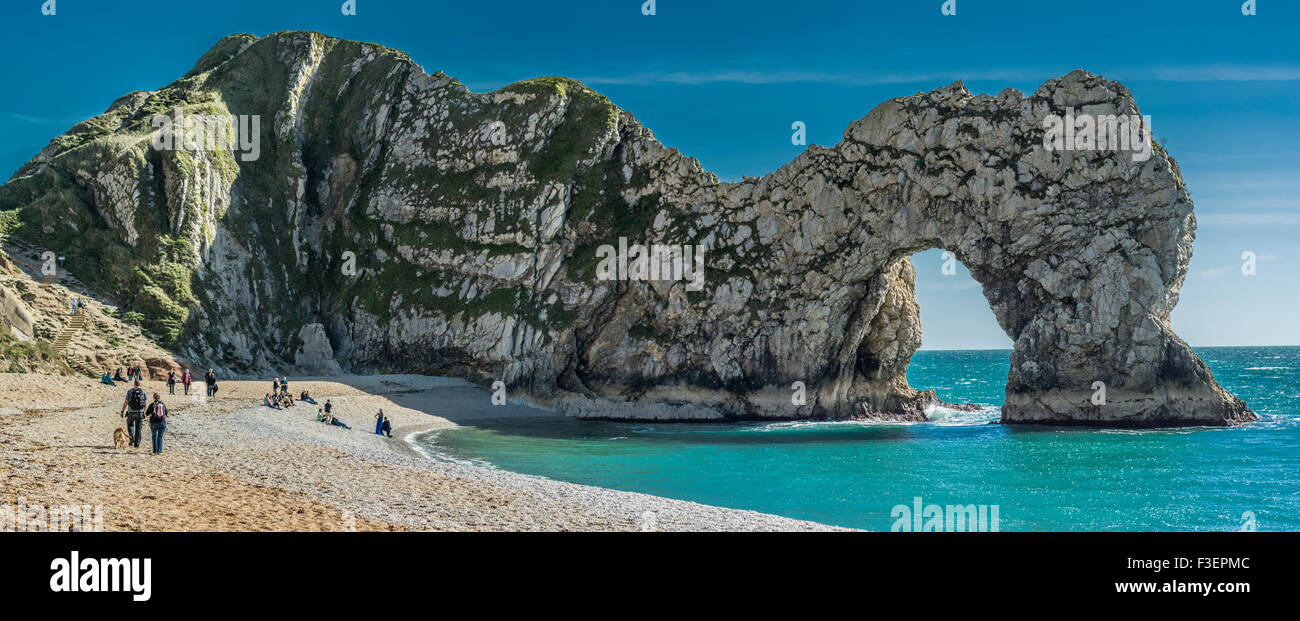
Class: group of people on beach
111,367,405,455
258,379,393,438
111,368,220,454
164,369,193,395
264,376,316,409
312,400,391,438
102,364,145,385
103,365,204,395
317,398,350,429
118,379,168,455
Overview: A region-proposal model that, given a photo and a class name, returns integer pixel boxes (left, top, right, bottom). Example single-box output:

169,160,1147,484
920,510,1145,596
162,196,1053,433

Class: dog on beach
113,427,128,450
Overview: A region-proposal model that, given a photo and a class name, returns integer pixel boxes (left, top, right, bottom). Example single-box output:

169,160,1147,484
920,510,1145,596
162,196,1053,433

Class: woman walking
147,392,168,455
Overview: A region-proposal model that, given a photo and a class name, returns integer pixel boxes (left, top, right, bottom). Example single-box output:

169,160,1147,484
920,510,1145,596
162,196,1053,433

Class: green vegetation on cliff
0,30,653,374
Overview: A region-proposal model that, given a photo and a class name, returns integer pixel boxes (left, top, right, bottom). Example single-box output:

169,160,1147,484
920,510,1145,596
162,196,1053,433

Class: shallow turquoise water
414,347,1300,531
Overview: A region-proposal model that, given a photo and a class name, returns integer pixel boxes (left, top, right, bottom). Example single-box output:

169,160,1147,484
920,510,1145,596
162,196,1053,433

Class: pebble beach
0,373,840,531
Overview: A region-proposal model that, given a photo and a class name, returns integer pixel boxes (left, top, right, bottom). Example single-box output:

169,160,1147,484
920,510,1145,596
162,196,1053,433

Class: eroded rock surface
0,31,1251,426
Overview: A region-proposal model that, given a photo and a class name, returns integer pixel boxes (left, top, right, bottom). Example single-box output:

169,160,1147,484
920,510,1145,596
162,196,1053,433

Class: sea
412,346,1300,531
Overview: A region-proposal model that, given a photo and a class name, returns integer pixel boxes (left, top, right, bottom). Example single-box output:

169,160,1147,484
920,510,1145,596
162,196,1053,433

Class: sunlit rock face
0,32,1250,426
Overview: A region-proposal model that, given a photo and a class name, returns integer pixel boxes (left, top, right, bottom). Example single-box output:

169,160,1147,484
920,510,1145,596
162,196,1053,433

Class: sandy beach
0,373,840,531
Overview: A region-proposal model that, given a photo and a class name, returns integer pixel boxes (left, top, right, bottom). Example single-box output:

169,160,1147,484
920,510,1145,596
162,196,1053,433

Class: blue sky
1,0,1296,348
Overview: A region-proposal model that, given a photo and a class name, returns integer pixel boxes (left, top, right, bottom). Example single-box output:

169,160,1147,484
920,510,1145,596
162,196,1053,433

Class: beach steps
40,273,56,286
52,310,86,353
63,353,99,378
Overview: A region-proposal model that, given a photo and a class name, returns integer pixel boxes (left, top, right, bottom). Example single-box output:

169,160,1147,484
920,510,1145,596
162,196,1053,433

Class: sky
1,0,1296,349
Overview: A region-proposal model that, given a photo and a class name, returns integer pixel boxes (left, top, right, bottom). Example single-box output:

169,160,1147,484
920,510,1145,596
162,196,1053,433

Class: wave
741,405,1002,432
745,419,920,432
923,403,1001,425
404,430,501,470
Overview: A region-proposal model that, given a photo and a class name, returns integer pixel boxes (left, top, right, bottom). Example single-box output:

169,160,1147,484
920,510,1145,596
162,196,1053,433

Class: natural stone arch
0,32,1249,428
564,70,1252,427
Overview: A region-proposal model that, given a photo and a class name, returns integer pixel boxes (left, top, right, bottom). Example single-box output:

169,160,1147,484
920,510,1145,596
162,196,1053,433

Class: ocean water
413,347,1300,531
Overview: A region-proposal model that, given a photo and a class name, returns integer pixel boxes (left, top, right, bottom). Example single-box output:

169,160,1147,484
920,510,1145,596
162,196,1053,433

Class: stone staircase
40,272,56,286
53,310,102,377
52,309,86,353
63,352,99,378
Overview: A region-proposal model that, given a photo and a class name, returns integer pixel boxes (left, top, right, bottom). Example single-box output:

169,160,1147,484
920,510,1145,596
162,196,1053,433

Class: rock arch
0,32,1249,427
566,70,1252,427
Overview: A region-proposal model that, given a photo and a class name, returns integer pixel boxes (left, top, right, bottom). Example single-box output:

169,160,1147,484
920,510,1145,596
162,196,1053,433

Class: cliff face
0,31,1252,426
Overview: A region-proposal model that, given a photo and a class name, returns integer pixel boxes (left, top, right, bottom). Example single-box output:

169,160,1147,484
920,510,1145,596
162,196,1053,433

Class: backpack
127,388,147,411
149,402,167,424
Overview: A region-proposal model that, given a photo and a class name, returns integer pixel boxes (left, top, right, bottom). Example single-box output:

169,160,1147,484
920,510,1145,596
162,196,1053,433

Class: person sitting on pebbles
264,393,279,409
318,408,351,430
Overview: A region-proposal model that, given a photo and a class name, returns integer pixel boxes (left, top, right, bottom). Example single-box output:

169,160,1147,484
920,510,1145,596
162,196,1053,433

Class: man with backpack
147,392,169,455
205,368,217,397
120,380,148,449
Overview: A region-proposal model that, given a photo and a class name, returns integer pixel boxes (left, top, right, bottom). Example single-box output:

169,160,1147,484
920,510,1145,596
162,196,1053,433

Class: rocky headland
0,31,1252,427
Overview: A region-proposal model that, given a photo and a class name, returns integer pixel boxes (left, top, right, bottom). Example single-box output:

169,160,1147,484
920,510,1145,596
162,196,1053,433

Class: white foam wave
923,403,1001,425
405,430,501,470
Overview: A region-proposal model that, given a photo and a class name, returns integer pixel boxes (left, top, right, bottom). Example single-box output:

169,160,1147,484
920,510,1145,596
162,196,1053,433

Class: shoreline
0,373,843,532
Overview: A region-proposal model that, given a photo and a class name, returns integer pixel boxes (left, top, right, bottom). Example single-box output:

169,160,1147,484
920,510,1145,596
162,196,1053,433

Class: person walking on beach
205,368,216,397
166,370,177,395
182,368,192,395
120,379,147,449
147,392,168,455
375,409,385,435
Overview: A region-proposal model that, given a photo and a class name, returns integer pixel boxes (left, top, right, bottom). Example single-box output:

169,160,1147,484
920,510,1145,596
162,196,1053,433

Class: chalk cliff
0,31,1253,426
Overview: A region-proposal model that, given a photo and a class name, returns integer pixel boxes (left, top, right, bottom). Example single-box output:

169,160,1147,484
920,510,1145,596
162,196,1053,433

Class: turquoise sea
413,346,1300,531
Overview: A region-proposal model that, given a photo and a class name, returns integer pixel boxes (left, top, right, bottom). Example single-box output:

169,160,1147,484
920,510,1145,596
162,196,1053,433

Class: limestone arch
787,74,1252,426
